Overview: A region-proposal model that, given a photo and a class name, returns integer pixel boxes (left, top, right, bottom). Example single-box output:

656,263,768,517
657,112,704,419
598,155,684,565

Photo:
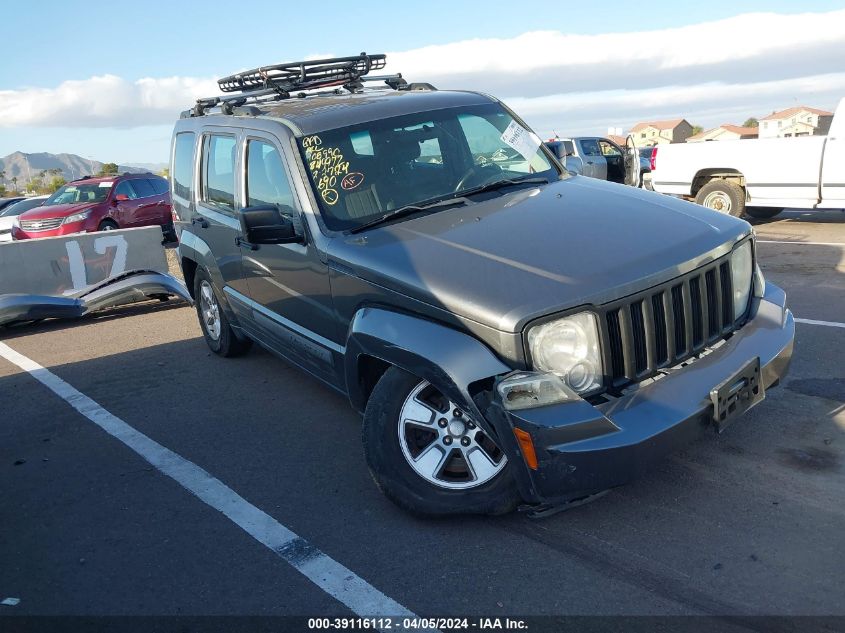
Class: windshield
45,182,113,206
297,103,561,231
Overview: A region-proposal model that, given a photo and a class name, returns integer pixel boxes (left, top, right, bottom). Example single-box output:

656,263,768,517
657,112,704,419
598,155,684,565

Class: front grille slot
651,293,668,365
606,310,625,379
689,276,704,348
671,284,686,357
21,217,64,231
705,269,720,337
630,301,648,375
719,262,733,327
601,251,742,389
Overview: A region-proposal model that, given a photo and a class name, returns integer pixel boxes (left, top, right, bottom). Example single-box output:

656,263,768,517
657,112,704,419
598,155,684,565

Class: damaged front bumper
492,281,794,506
0,270,193,327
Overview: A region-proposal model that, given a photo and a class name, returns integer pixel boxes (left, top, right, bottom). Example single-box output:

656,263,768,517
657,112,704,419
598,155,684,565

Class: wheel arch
691,168,746,198
344,307,512,427
177,230,239,320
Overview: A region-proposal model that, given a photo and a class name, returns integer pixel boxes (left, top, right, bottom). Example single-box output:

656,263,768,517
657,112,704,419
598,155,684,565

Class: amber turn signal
513,427,538,470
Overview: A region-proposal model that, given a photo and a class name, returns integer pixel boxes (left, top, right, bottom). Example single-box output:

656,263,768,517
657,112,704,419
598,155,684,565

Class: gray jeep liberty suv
171,54,794,516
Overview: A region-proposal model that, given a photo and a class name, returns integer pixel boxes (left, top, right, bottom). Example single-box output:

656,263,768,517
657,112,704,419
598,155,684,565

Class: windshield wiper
458,176,550,198
348,196,470,234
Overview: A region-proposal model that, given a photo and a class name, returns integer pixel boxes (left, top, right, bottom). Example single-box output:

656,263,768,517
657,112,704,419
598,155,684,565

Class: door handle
586,161,594,165
192,216,209,228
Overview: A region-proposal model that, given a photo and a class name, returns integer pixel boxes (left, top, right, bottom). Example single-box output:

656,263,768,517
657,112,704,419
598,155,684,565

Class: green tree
26,177,42,193
0,184,6,197
48,175,66,192
691,125,704,135
11,176,18,193
98,162,119,176
159,167,170,179
743,117,759,128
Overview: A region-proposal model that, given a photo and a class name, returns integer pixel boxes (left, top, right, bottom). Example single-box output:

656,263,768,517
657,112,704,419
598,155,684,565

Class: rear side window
173,132,195,200
246,140,295,210
148,178,168,195
203,134,236,211
130,178,155,198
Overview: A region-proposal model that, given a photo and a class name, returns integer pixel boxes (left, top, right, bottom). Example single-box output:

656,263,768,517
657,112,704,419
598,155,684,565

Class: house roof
607,134,627,146
630,118,687,133
686,124,758,142
760,106,833,121
720,125,759,136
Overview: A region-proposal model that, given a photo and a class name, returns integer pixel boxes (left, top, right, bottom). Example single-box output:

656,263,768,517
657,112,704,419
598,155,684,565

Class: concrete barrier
0,227,168,296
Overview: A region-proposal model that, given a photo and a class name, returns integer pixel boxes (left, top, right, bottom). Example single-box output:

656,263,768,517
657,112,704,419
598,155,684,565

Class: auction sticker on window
500,120,541,161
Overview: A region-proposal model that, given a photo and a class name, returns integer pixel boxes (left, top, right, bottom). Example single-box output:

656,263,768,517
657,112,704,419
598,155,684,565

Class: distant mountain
0,152,164,184
123,161,168,173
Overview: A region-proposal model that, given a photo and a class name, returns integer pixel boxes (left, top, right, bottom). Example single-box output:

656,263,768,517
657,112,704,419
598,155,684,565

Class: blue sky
2,0,844,164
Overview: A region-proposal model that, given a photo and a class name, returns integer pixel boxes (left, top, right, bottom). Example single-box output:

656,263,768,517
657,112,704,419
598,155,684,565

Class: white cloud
386,9,845,76
1,9,844,132
0,75,218,128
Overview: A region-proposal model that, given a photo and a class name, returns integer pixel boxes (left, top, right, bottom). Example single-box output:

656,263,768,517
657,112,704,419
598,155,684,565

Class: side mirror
114,193,130,202
237,204,301,249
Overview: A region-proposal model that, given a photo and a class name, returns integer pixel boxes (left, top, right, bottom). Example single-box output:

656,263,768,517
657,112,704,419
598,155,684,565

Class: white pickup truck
646,97,844,218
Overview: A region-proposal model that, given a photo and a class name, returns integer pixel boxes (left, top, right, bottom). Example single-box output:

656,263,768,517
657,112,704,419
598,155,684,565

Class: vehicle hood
328,177,751,333
20,202,99,220
0,216,15,230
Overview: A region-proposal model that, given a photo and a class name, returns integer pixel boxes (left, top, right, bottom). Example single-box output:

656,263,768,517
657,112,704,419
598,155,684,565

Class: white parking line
757,240,845,247
795,318,845,329
0,341,419,622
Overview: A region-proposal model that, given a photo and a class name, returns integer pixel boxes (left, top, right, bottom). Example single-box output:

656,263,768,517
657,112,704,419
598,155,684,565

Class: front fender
345,307,511,431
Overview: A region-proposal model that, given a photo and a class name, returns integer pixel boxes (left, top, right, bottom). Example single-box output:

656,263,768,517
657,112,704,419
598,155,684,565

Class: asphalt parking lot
1,209,844,628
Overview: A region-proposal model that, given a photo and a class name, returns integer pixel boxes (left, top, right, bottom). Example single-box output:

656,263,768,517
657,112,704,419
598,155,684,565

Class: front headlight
730,240,753,320
64,209,92,224
527,311,603,394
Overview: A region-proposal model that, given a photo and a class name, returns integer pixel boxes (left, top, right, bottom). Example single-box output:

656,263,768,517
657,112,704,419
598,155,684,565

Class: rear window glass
173,132,195,200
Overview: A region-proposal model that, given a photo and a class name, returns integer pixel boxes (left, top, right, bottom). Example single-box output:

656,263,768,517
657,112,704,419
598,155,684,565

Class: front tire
363,367,520,516
695,180,745,218
193,268,251,357
98,219,119,231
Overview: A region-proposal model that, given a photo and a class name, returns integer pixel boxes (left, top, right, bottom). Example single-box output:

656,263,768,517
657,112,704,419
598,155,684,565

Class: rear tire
694,180,745,218
193,268,251,357
745,207,783,220
362,367,520,516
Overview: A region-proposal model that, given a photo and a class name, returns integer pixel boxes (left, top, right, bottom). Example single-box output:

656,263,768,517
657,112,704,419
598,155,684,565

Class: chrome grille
20,217,64,231
601,253,741,390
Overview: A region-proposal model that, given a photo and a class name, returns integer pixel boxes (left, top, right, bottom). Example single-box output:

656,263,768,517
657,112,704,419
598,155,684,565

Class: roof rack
185,52,435,118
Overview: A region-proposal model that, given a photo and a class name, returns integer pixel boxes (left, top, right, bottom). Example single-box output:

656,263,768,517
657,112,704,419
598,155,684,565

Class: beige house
630,119,693,146
686,124,759,143
759,106,833,138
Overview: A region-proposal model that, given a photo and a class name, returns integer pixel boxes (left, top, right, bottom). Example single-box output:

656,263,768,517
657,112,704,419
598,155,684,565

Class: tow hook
519,489,610,520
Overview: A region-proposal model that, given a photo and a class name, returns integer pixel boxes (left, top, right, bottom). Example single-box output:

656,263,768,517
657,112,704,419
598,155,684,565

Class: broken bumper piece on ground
0,269,192,327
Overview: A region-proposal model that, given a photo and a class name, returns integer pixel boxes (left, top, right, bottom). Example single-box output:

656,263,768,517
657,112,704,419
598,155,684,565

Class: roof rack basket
187,52,434,117
218,52,386,94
